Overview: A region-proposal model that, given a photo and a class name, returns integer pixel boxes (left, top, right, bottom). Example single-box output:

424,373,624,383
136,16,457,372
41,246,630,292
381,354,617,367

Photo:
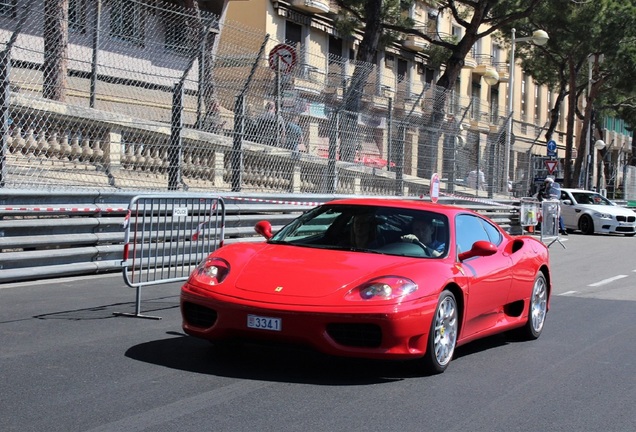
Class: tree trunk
43,0,68,101
339,0,382,162
573,57,603,189
543,77,567,144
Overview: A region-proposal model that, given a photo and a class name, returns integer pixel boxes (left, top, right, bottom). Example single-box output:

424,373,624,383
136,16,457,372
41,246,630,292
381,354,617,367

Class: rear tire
579,214,595,235
423,290,458,374
519,273,548,340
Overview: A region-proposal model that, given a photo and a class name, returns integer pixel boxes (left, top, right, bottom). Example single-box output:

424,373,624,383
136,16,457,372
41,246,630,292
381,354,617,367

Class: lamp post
594,139,606,192
504,28,549,194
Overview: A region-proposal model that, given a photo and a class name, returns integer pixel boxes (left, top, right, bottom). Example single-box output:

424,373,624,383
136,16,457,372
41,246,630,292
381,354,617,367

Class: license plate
247,314,282,331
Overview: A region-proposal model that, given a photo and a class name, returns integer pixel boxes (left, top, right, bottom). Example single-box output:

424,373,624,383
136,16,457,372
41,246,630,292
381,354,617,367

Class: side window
481,219,502,245
455,214,489,253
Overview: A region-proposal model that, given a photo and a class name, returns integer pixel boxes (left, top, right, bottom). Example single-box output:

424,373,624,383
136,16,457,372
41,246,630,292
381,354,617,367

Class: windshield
270,204,449,258
571,192,613,206
547,183,561,199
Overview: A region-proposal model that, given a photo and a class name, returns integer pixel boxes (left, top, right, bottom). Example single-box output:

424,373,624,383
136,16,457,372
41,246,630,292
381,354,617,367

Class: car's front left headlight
345,276,418,301
593,212,612,219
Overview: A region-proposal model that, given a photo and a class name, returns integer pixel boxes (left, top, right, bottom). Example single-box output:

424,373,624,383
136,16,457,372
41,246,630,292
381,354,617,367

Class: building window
329,35,343,60
285,20,306,66
471,76,481,120
490,85,499,122
520,74,527,119
472,39,481,57
492,44,501,63
110,0,145,46
533,83,541,122
164,9,217,55
385,54,395,69
69,0,87,33
451,25,461,41
397,58,408,83
285,20,302,48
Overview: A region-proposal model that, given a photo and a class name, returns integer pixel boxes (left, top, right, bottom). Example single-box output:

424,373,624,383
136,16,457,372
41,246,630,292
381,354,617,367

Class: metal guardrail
0,190,521,284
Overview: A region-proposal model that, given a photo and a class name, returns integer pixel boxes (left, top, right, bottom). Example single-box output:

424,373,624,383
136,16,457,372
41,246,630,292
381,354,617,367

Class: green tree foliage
500,0,636,185
335,0,544,90
332,0,545,165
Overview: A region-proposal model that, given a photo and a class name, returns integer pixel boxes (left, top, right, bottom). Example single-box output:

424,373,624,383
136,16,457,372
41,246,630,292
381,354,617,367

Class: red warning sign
268,44,297,74
545,159,558,174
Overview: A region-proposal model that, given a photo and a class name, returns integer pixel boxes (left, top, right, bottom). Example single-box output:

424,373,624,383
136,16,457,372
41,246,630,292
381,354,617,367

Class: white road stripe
559,291,578,296
588,275,629,287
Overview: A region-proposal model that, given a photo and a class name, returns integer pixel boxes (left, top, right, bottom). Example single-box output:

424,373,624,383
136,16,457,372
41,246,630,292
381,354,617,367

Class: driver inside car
401,218,445,257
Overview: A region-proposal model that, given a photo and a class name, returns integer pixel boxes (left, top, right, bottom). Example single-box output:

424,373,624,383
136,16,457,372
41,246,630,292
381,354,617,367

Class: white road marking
559,291,578,296
588,275,629,287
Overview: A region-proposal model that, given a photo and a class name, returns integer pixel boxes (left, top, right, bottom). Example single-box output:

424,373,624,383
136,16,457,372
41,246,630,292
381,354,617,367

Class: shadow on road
30,296,179,321
125,331,513,384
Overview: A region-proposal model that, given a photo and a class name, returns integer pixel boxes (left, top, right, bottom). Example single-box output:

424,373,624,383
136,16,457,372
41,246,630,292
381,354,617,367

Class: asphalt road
1,233,635,432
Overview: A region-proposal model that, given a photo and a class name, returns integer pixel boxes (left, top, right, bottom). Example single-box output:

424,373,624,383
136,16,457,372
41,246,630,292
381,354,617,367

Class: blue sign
547,140,557,157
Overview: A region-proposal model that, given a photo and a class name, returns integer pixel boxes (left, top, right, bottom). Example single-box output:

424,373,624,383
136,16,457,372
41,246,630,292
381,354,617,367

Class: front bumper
595,218,636,234
180,283,437,360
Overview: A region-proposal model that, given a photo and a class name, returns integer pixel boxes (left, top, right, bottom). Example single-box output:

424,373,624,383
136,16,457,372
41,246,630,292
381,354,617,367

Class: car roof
560,188,599,193
324,198,479,217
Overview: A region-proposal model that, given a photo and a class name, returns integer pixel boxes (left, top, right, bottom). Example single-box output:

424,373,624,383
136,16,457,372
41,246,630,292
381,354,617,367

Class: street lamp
595,139,606,192
483,68,500,86
503,28,549,193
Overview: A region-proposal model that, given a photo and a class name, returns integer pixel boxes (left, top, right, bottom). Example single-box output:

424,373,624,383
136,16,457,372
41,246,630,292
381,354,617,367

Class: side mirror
561,199,572,205
458,240,497,261
255,221,273,239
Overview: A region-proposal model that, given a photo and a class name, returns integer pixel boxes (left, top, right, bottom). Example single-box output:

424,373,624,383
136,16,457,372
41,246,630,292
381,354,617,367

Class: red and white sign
430,173,440,203
545,159,558,174
268,43,297,74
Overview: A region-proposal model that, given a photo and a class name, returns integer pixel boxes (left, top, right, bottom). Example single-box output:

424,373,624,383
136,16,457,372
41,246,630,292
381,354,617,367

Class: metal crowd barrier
117,194,225,319
540,199,565,249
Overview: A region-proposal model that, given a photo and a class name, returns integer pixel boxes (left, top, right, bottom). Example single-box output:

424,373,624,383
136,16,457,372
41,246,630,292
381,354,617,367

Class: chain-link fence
0,0,520,198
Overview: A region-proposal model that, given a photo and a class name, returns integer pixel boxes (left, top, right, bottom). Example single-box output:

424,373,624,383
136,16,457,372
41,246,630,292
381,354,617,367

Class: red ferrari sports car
180,198,551,373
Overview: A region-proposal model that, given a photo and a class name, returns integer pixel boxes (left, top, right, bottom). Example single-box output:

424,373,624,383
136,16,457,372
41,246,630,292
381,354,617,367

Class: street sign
430,173,440,203
545,159,558,174
268,44,297,74
547,139,557,157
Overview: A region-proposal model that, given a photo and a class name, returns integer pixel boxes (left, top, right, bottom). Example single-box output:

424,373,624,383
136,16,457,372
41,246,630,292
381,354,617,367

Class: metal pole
231,94,245,191
168,81,184,190
196,24,208,129
584,55,593,189
326,109,339,193
0,51,10,187
89,0,102,108
275,57,282,147
387,97,393,172
503,28,516,195
476,134,481,197
396,122,405,196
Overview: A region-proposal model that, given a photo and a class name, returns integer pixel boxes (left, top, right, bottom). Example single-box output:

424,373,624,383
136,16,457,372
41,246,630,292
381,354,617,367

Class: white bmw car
559,188,636,236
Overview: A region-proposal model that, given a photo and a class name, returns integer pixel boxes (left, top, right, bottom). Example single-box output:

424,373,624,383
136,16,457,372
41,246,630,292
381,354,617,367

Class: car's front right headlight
190,257,230,285
593,212,612,219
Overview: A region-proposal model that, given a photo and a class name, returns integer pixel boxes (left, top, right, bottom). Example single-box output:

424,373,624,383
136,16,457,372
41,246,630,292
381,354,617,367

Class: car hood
573,204,635,217
233,244,416,298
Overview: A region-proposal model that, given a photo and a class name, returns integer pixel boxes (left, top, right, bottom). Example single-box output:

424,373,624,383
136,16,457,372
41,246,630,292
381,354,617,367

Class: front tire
579,214,595,235
424,290,458,374
519,273,548,340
